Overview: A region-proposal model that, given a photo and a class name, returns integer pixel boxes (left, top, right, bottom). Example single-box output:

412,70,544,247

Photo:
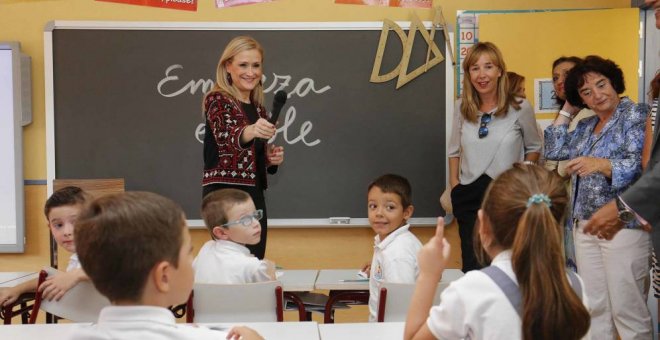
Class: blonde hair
460,42,520,123
203,36,265,108
477,164,590,340
201,189,251,238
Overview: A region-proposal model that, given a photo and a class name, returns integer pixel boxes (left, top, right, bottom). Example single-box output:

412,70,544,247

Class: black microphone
269,90,287,124
257,91,287,144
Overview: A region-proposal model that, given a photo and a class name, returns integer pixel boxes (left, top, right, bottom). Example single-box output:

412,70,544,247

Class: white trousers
575,220,652,340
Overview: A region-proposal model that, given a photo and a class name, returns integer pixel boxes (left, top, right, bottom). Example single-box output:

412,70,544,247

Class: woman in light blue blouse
544,55,651,340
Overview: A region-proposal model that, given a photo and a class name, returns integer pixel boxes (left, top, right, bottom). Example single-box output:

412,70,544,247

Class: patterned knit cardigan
202,91,271,188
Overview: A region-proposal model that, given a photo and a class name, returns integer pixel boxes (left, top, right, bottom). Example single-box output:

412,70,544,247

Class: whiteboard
0,42,26,252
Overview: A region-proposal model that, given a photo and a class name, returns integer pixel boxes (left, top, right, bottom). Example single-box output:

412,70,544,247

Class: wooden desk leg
20,301,29,324
323,290,370,324
283,292,308,321
2,305,12,325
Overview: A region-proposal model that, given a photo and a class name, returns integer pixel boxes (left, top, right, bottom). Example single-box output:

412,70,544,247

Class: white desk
278,270,318,292
209,321,320,340
319,322,404,340
441,269,464,282
315,269,369,290
315,270,369,323
0,272,37,287
0,324,79,338
0,321,320,340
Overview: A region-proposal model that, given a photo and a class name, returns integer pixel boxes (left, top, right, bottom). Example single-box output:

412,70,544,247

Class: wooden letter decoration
370,13,444,89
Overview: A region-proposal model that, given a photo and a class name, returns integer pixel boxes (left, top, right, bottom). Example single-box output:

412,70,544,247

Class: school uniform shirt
66,253,81,272
193,240,271,284
426,250,591,340
368,224,422,322
67,305,228,340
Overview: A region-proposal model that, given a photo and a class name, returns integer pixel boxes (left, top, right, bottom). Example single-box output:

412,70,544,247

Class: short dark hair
74,192,184,303
367,174,412,208
552,56,582,71
201,189,251,237
565,55,626,109
44,186,90,218
551,56,582,106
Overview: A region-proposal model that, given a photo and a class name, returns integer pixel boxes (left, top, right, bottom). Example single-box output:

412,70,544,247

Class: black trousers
203,183,268,260
450,174,492,272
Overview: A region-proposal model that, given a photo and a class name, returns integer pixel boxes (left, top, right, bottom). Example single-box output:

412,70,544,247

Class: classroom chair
185,281,284,323
283,292,309,321
1,292,36,324
376,269,464,322
29,268,110,323
323,290,370,324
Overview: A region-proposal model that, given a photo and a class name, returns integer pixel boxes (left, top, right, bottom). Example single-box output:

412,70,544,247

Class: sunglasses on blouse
221,209,263,228
478,113,492,139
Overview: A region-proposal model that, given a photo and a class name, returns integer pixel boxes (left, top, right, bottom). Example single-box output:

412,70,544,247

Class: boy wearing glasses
194,189,276,284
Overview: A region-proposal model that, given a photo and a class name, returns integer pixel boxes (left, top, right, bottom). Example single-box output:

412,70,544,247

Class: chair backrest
29,268,110,323
186,281,284,323
377,269,464,322
53,178,125,198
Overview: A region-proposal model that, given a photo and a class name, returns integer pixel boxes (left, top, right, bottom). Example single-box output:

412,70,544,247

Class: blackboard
46,22,447,226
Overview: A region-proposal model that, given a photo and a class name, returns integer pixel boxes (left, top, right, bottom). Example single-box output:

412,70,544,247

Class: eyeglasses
221,209,263,228
478,113,492,139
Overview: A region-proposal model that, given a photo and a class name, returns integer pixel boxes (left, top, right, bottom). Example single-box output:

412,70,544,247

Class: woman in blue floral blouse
544,56,651,340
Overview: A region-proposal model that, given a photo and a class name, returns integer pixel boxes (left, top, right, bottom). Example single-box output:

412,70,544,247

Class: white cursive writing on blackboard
263,74,331,97
157,65,330,99
194,105,321,146
158,64,326,147
157,65,214,97
275,106,320,146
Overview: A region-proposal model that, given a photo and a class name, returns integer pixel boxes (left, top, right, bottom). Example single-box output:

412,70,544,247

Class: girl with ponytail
405,164,591,340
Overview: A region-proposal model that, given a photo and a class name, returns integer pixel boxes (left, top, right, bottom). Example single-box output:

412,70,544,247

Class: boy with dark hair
194,188,275,284
69,191,262,340
0,186,90,307
365,174,422,322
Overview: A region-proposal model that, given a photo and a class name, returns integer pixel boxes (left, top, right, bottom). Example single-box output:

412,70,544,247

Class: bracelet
558,110,573,120
523,160,536,165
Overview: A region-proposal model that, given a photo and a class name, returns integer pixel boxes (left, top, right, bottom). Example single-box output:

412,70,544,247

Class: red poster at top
335,0,431,8
96,0,198,11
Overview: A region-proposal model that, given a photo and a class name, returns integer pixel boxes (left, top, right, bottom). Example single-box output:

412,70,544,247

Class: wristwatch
615,197,636,224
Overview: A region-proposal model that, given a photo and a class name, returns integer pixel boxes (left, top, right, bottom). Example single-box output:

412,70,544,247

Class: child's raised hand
226,326,264,340
38,270,81,301
417,217,451,280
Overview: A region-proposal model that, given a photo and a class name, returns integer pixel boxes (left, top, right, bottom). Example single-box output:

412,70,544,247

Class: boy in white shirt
194,189,276,284
365,174,422,322
0,186,90,307
69,191,263,340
